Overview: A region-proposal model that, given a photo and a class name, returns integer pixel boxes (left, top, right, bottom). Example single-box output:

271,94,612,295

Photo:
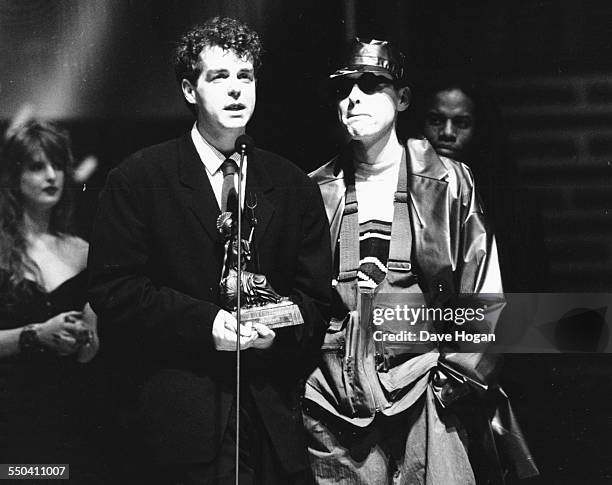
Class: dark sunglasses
330,73,395,100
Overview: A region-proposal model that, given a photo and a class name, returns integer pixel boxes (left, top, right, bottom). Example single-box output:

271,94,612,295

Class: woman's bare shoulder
58,235,89,270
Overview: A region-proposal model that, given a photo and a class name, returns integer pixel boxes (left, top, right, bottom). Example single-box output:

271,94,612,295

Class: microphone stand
235,143,246,485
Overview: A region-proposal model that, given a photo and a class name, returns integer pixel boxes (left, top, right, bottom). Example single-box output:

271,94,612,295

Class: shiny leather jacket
305,138,504,423
314,138,502,296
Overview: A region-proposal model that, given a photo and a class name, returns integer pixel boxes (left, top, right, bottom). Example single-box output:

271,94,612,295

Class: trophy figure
217,211,304,329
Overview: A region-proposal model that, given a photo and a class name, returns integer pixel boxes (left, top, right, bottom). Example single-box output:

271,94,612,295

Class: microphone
233,133,253,485
234,134,254,155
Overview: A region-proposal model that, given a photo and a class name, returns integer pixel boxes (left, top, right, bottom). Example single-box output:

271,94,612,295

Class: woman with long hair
0,119,100,477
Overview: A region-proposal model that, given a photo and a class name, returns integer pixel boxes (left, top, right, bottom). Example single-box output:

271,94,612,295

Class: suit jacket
88,133,331,469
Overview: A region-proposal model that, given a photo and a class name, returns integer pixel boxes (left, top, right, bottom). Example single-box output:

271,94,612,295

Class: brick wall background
496,76,612,291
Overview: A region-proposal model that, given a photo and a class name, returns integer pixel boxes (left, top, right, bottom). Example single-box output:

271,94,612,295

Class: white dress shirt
190,123,248,210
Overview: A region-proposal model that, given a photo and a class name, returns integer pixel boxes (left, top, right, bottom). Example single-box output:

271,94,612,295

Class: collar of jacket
311,138,449,251
327,138,449,180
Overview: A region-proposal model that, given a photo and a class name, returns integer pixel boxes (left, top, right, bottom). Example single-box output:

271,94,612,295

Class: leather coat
306,138,504,420
304,138,538,482
315,137,502,297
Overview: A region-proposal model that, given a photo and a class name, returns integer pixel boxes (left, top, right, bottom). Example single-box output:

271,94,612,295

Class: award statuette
217,212,304,328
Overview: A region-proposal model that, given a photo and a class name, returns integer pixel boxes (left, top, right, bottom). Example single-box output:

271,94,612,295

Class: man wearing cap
88,17,331,484
302,39,538,484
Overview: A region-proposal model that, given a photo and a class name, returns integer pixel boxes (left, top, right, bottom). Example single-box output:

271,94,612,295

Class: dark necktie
220,158,239,215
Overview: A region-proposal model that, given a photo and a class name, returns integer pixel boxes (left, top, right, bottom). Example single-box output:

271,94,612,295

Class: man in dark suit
88,17,331,485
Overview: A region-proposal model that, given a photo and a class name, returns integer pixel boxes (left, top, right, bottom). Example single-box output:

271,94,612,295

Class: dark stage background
1,1,611,483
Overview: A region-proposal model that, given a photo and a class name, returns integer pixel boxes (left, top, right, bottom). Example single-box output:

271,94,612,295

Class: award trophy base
232,298,304,329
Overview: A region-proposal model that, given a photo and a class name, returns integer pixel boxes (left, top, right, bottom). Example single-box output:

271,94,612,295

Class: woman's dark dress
0,270,100,473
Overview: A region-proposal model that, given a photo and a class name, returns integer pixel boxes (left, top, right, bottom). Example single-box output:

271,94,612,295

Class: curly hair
0,120,76,294
173,16,263,87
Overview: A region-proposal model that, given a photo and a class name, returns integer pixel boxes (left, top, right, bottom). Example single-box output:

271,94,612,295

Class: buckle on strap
337,270,359,282
394,191,408,203
387,260,412,272
343,200,358,215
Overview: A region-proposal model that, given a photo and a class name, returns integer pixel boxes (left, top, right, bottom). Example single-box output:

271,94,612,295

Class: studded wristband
19,324,43,354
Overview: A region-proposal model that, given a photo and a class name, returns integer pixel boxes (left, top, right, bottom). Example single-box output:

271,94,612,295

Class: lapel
406,138,450,230
244,148,275,248
315,153,349,263
405,138,453,287
177,133,221,242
